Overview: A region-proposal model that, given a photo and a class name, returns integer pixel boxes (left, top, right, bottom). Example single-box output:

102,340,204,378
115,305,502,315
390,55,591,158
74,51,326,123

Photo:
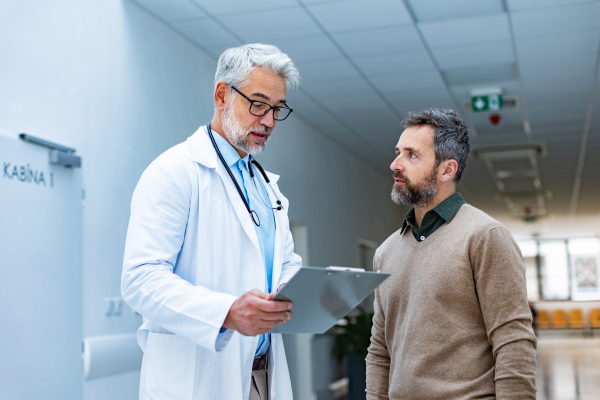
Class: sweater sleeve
366,256,390,400
471,226,537,399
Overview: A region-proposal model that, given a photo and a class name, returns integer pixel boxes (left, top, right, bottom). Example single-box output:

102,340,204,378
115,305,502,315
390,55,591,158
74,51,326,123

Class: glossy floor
536,332,600,400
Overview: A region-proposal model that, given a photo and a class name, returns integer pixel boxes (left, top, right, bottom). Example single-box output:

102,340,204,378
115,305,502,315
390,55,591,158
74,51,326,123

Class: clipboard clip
326,266,365,272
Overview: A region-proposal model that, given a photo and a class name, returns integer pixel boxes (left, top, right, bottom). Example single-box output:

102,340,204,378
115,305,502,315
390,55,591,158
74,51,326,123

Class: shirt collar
211,129,248,168
400,192,466,234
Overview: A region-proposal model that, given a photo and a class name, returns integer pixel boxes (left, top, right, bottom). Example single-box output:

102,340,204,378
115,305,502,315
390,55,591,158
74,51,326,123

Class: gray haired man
122,44,302,400
366,109,537,399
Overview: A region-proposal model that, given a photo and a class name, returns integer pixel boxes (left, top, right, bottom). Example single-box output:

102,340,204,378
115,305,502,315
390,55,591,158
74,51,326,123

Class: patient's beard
391,168,438,206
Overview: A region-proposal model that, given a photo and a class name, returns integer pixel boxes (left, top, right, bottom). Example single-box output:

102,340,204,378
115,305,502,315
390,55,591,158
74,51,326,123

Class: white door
0,135,82,399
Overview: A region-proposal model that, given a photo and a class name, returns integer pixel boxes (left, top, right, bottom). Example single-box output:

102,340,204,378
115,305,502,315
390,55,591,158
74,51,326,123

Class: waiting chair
568,309,585,328
537,310,550,329
591,309,600,328
551,310,567,328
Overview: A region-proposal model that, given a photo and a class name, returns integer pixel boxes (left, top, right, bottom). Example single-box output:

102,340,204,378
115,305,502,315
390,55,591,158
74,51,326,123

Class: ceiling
128,0,600,220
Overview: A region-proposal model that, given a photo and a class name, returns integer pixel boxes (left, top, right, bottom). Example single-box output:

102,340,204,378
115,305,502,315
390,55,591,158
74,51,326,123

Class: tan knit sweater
366,204,537,399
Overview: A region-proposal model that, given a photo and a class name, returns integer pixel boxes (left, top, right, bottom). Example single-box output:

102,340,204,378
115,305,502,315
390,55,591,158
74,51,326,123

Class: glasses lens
274,107,292,121
250,102,270,116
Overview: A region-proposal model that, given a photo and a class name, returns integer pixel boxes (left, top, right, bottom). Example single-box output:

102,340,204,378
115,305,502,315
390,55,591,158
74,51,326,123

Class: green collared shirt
401,192,466,242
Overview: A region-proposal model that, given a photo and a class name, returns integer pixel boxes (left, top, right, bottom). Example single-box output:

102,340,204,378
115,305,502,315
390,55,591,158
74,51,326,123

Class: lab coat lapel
187,126,261,255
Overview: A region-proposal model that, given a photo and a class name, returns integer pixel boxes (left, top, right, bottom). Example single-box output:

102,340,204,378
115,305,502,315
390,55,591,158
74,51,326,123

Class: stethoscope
207,124,283,227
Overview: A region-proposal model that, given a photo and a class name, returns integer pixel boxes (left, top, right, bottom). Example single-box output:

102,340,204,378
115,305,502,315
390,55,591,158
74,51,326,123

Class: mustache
248,126,272,135
393,171,408,182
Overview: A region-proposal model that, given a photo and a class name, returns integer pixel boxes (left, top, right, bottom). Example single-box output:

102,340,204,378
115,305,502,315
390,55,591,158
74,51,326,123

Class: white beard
221,105,270,156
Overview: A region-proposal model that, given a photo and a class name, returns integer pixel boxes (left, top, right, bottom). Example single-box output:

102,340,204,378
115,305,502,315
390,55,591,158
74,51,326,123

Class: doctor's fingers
258,310,292,321
256,298,292,313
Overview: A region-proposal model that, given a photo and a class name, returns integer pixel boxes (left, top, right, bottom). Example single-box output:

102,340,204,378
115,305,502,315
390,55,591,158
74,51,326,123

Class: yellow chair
537,310,550,329
551,310,567,328
591,309,600,328
568,309,585,328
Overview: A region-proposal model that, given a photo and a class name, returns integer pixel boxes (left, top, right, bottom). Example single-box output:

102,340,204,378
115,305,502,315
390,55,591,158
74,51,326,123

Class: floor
536,331,600,400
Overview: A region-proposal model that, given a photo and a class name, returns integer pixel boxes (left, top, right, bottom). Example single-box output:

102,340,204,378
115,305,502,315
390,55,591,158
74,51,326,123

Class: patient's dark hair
402,108,470,183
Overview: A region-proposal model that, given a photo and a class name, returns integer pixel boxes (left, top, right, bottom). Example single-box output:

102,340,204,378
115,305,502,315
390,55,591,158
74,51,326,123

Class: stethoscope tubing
206,124,282,227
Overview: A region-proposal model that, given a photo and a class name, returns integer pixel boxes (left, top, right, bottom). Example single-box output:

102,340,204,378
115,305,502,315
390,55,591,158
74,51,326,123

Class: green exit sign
471,94,503,112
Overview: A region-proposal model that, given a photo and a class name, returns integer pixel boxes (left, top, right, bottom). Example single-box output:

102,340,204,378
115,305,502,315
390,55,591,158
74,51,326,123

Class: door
0,135,82,399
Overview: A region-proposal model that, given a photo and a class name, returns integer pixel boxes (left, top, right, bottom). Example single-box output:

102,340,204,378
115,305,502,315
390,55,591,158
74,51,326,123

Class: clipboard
270,266,391,334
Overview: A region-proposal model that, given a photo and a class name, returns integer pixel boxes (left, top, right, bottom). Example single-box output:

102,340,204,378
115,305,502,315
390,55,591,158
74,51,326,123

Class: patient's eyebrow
395,146,421,155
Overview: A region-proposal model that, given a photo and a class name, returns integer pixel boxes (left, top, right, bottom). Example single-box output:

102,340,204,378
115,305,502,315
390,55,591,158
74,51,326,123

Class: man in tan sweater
366,109,537,399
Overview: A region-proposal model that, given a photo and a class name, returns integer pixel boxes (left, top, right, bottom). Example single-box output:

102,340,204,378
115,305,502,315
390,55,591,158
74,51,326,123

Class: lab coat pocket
145,332,197,400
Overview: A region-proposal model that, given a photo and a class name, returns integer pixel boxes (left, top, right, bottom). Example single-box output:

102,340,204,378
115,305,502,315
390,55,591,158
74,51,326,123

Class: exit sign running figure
471,94,503,112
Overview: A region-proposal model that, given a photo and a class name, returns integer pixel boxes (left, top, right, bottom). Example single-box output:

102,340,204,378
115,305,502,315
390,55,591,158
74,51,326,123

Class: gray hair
402,108,470,183
214,43,300,91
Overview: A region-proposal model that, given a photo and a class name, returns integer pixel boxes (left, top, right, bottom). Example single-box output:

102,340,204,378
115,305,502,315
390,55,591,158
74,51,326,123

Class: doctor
121,43,302,400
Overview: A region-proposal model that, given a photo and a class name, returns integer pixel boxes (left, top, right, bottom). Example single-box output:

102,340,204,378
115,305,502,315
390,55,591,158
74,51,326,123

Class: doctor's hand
222,289,292,336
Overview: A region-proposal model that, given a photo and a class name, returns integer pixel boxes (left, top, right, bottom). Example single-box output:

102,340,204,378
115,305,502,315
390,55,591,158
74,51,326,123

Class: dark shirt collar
401,192,466,235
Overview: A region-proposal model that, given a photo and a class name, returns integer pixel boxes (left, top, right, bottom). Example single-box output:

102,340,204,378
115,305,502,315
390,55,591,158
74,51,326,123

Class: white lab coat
121,126,302,400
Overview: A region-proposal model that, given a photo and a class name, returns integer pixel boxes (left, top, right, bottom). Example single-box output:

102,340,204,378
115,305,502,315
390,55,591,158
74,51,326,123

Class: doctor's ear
214,81,230,111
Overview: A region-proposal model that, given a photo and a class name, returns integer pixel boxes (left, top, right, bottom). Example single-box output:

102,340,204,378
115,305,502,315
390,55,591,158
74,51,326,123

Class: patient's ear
439,159,458,184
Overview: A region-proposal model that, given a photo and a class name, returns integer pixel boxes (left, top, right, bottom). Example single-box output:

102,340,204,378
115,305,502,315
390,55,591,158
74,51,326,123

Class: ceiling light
471,142,546,161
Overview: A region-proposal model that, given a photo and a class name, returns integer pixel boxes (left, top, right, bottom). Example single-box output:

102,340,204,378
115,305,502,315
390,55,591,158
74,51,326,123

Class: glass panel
518,240,540,301
539,241,570,300
568,238,600,301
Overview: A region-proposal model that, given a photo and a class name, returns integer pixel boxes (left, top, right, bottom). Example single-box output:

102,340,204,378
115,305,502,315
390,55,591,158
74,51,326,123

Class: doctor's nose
259,110,276,129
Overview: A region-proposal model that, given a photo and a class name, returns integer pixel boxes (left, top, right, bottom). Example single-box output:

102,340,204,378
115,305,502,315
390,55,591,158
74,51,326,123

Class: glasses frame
231,86,293,121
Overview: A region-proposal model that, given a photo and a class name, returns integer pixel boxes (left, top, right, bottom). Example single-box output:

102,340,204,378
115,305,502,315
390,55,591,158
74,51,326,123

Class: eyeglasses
231,86,293,121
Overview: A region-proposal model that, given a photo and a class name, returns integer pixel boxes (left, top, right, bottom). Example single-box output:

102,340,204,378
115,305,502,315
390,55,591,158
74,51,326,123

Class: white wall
0,1,404,399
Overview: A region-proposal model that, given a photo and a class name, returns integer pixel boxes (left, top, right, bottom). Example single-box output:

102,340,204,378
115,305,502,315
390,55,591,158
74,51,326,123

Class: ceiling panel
306,0,412,32
132,0,205,22
192,0,297,17
431,40,514,70
519,52,597,79
419,13,510,48
325,92,389,114
444,63,515,86
515,30,600,60
352,49,436,76
370,70,446,95
173,17,240,51
266,34,343,63
507,0,598,11
525,90,593,107
300,76,374,100
408,0,503,23
217,6,321,42
294,58,360,82
332,25,424,57
450,78,520,99
528,102,588,120
511,2,600,38
530,113,587,127
387,90,456,113
522,75,594,96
